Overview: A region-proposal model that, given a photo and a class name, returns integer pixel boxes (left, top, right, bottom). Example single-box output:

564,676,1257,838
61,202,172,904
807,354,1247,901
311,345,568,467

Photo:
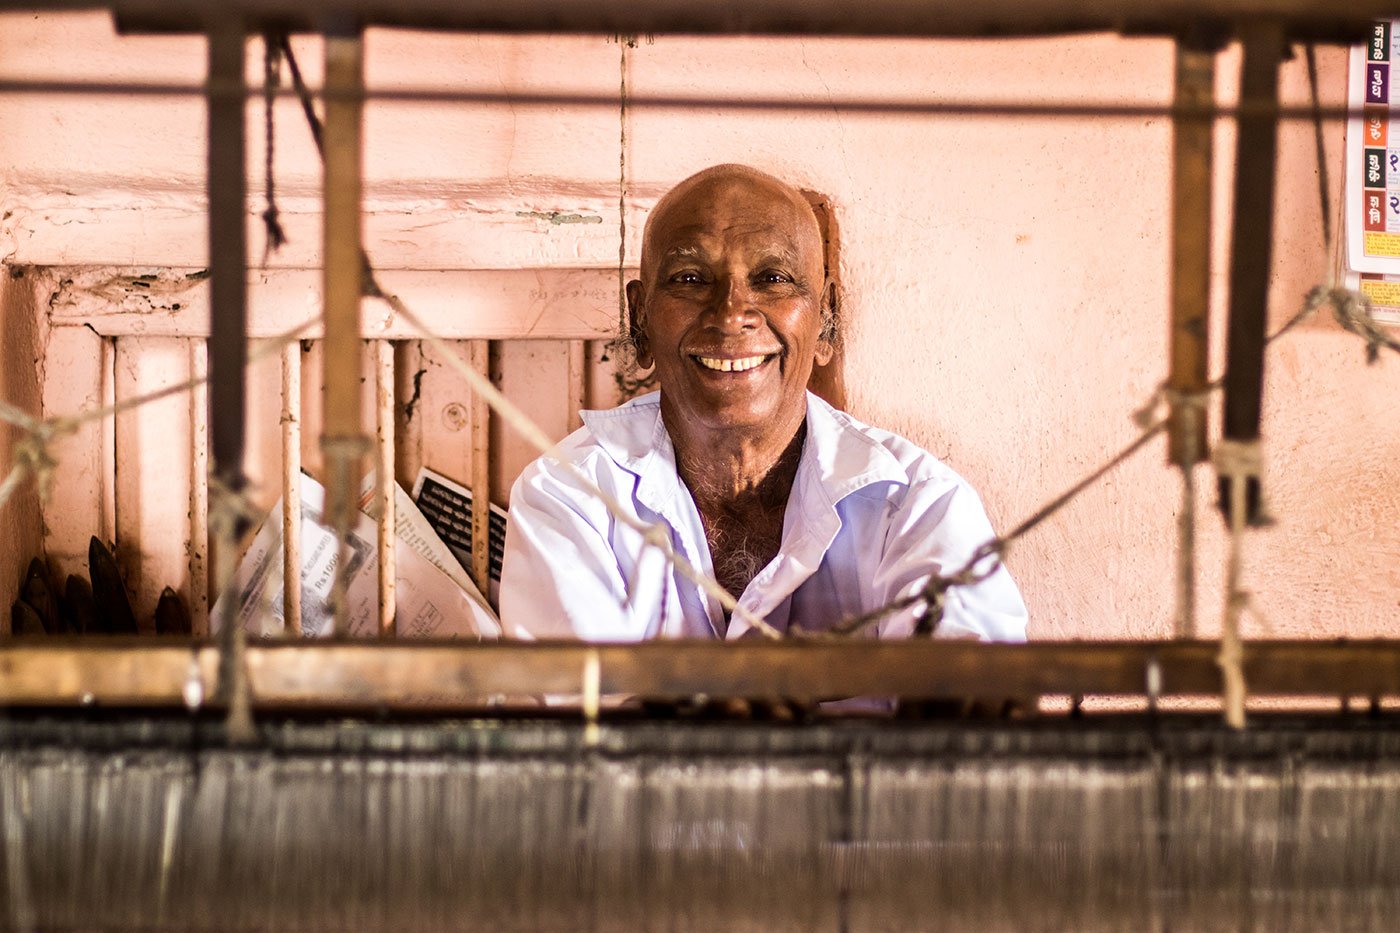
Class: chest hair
682,425,806,604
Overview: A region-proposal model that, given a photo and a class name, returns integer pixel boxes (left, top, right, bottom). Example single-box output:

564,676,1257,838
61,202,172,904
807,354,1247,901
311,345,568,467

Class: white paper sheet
212,473,501,639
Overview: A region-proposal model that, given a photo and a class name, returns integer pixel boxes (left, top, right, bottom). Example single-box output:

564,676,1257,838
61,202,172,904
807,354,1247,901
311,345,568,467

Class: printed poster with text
1346,20,1400,323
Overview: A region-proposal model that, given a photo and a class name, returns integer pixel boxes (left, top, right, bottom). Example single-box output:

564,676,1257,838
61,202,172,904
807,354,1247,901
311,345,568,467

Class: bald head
639,165,824,283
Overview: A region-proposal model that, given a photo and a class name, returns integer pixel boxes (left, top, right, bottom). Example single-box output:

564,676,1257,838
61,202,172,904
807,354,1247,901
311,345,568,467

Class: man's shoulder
805,393,967,497
517,392,663,488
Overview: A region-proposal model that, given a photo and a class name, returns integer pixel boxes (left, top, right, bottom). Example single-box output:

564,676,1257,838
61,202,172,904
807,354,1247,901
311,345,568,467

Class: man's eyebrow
660,246,702,261
752,248,800,266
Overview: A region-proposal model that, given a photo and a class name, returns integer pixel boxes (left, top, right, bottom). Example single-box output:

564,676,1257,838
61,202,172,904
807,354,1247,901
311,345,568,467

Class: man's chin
678,400,799,438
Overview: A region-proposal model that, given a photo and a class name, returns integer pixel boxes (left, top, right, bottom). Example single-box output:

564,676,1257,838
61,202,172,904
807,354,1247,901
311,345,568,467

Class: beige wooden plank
5,199,653,271
414,338,474,489
4,641,1400,710
281,342,303,637
298,340,324,480
188,340,209,635
469,339,493,594
101,336,117,545
47,268,624,340
112,336,194,630
374,340,397,637
492,340,571,506
394,340,425,491
37,325,106,581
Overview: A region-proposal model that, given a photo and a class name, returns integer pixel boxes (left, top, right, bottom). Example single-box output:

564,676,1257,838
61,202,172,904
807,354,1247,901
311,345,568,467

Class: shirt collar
579,390,911,516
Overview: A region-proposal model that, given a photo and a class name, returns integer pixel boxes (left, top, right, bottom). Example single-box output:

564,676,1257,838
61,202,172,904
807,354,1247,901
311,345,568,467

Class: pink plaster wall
1,14,1397,638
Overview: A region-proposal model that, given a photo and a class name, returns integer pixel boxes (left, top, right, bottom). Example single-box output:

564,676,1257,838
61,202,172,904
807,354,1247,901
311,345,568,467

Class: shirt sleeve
500,456,668,641
871,474,1028,642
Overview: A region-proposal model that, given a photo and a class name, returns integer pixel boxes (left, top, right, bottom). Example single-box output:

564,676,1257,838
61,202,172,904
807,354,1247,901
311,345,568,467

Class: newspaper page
1345,21,1400,323
212,473,501,639
356,473,496,623
410,467,507,607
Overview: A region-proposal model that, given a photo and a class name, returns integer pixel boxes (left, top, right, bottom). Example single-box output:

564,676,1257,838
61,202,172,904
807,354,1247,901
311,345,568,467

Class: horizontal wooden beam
45,267,623,340
3,198,651,270
1,640,1398,710
42,0,1399,43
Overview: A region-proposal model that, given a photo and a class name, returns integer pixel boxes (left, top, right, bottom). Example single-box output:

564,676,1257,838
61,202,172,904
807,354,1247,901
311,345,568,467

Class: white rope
0,317,319,514
1213,437,1259,730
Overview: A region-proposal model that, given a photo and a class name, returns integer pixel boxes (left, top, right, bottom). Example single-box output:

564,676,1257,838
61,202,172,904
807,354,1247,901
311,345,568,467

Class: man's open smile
692,353,777,373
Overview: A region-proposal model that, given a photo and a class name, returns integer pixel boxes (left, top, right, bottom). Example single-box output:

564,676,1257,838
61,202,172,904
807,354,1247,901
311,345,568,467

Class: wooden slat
1168,40,1215,641
101,337,117,545
113,337,194,629
374,340,397,637
189,340,209,636
469,339,493,593
280,341,302,637
38,325,106,580
1,641,1399,709
1168,42,1214,468
393,341,424,491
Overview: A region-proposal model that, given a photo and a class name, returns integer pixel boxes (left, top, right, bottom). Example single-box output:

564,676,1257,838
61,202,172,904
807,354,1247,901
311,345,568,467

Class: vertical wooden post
375,340,397,637
321,24,367,636
206,16,253,742
1168,40,1216,639
1216,20,1284,729
1169,43,1214,466
1220,21,1285,526
469,339,493,594
281,341,303,636
189,341,209,636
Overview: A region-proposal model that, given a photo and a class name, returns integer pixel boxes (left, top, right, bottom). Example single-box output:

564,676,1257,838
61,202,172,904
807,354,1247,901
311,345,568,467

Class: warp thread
207,473,261,744
0,402,57,512
260,32,288,264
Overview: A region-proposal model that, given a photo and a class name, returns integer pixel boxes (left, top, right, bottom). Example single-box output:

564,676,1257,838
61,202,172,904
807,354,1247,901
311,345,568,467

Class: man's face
628,176,834,438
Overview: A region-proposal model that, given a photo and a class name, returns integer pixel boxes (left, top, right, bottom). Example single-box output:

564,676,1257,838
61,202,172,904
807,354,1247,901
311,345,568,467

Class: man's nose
712,276,757,331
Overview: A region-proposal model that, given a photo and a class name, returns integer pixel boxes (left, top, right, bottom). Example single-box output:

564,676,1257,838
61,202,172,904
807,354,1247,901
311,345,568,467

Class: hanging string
261,32,288,264
609,35,630,360
279,34,325,155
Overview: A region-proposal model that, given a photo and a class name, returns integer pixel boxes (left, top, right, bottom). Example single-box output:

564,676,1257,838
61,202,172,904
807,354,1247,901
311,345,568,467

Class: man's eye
756,271,791,285
670,271,704,285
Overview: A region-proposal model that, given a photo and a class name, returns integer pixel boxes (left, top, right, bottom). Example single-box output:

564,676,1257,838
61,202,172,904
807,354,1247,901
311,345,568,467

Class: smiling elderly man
500,165,1026,641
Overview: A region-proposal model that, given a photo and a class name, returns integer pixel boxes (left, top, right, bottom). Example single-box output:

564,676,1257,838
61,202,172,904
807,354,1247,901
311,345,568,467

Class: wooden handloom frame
0,0,1396,715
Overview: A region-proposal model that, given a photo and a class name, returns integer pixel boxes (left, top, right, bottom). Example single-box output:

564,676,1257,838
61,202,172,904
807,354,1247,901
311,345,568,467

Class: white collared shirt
500,391,1027,642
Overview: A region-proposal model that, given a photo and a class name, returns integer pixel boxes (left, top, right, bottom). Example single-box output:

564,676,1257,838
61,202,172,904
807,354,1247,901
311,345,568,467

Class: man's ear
625,279,653,369
814,279,838,366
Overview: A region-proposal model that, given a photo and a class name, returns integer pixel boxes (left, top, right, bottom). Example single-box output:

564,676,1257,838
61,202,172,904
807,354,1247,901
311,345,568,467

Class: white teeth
696,355,767,373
